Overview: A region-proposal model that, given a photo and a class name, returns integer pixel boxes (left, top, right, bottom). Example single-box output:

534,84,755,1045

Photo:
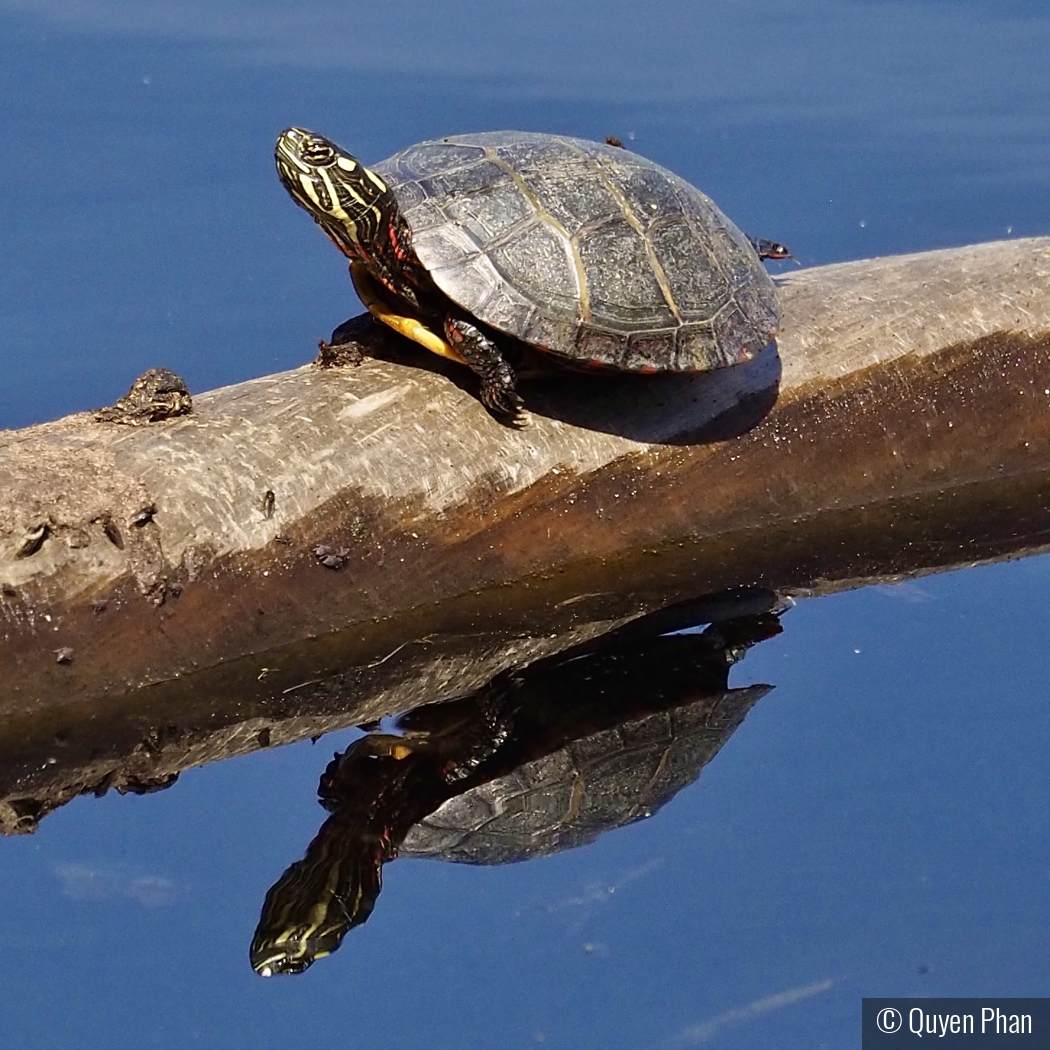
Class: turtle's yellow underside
350,263,469,366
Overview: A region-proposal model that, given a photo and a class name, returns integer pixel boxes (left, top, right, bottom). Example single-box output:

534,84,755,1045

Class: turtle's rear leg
444,317,530,427
747,236,798,263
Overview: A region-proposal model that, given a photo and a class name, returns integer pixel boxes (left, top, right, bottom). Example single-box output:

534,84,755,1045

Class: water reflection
250,608,781,975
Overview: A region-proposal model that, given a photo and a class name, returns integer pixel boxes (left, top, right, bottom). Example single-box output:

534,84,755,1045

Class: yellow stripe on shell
350,263,469,365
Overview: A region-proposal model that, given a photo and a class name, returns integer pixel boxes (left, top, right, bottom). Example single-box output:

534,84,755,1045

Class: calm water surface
1,1,1049,1047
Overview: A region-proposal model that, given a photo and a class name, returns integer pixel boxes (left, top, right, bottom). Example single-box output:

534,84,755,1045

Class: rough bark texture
2,236,1050,832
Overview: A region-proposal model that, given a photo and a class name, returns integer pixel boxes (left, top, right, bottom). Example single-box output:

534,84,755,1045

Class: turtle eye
301,137,336,166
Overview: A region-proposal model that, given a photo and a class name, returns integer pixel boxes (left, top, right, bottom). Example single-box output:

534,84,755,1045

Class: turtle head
249,818,384,977
275,127,391,259
249,866,358,978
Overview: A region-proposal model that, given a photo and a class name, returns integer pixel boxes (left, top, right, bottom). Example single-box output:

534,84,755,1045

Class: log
1,236,1050,831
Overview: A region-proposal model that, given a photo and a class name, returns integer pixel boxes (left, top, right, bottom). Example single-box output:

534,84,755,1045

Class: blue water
1,2,1049,1047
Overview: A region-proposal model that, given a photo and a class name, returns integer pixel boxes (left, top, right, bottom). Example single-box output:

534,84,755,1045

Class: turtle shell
398,684,770,865
373,132,779,373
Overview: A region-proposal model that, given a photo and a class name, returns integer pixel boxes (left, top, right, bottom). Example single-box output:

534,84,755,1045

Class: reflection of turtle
275,129,786,424
399,681,767,865
250,614,779,976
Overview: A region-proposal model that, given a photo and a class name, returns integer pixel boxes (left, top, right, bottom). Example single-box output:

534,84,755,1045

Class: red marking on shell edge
639,364,658,374
588,357,606,369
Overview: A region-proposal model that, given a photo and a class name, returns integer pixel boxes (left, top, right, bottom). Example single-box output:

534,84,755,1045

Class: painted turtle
275,129,784,424
397,680,771,866
250,614,780,975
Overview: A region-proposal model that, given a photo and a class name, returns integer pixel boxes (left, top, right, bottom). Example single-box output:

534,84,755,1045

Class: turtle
249,613,781,975
275,129,786,425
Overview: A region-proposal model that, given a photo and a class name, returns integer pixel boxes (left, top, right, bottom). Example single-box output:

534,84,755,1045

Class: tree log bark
2,235,1049,746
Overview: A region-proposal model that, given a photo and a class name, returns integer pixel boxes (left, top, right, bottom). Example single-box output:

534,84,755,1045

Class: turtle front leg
444,317,530,427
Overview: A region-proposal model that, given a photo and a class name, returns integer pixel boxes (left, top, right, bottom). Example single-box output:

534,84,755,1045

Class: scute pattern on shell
374,132,779,372
398,686,764,865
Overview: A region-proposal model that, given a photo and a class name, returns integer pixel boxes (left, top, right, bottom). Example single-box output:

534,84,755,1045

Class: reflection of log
0,588,779,835
1,236,1049,824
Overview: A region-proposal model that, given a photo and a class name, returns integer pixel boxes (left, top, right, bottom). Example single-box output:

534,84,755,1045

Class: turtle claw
481,380,531,428
506,404,532,428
